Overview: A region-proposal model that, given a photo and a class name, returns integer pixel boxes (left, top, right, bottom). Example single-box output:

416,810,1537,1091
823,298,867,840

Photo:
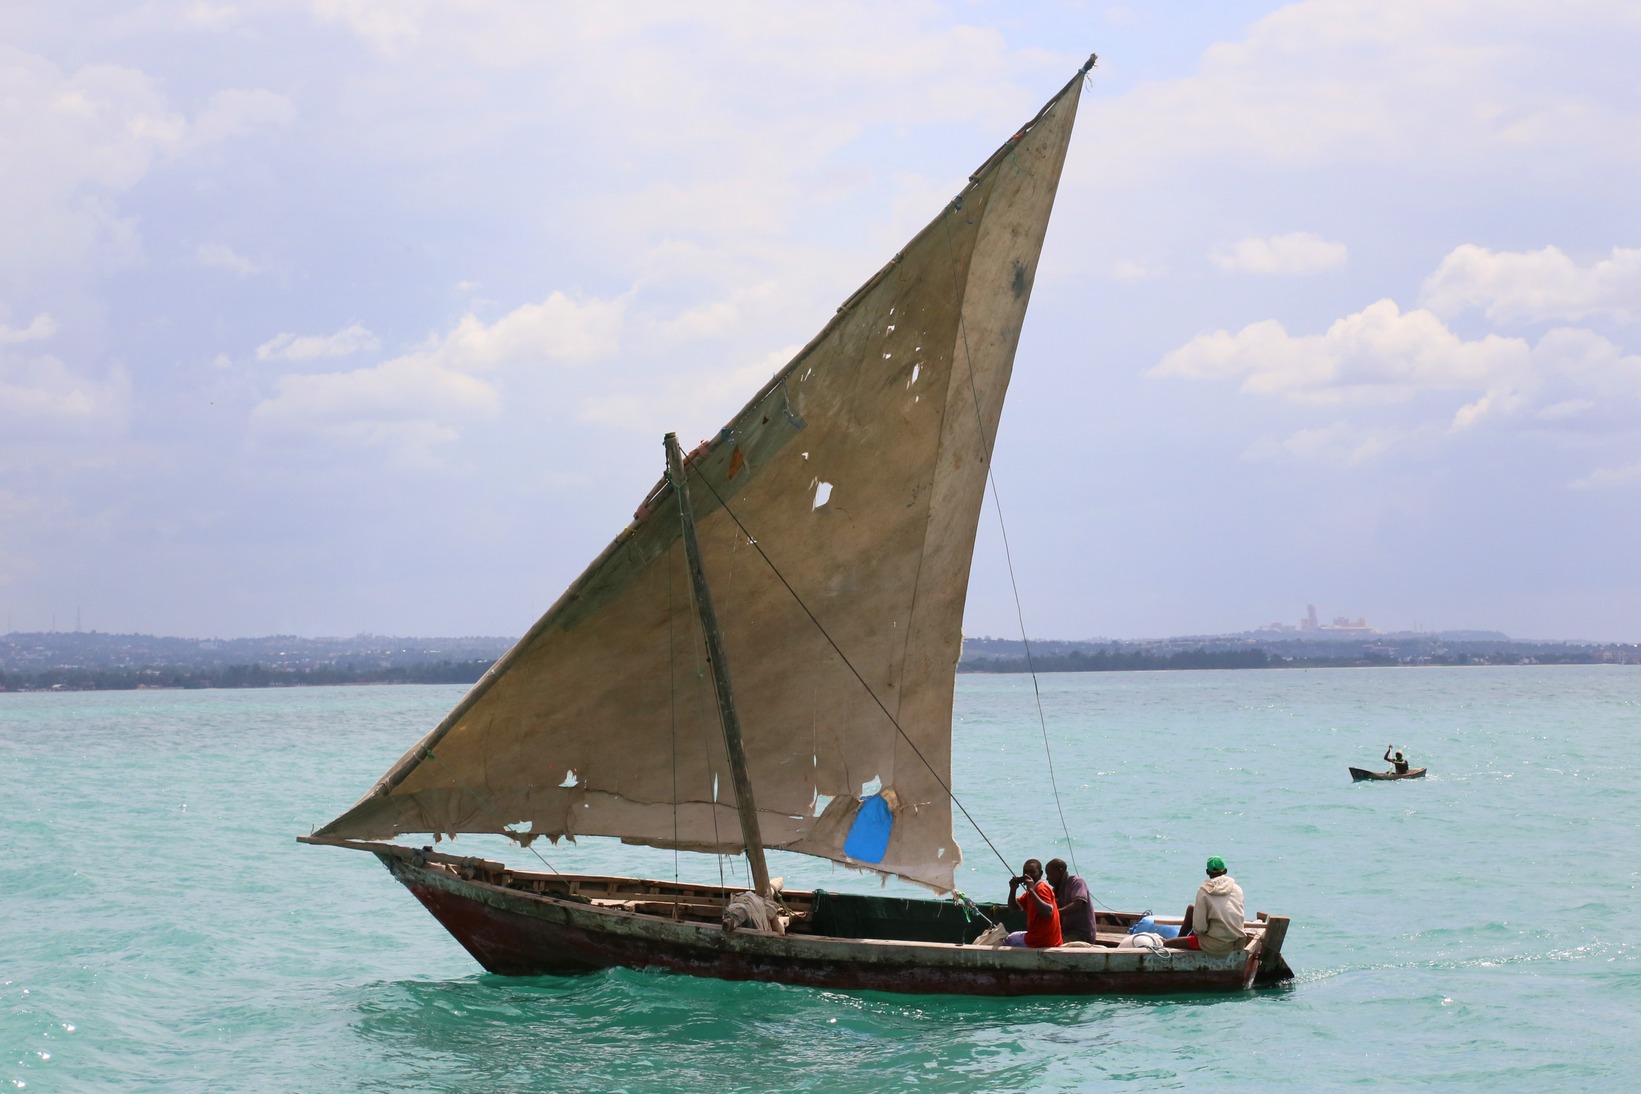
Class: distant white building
1298,604,1374,634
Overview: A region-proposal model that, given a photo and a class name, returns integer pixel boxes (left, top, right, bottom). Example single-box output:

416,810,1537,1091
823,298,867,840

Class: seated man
1163,855,1249,954
1385,744,1411,774
1044,858,1098,945
1004,858,1062,948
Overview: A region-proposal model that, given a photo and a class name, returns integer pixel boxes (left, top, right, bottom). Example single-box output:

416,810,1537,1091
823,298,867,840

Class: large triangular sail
318,59,1091,892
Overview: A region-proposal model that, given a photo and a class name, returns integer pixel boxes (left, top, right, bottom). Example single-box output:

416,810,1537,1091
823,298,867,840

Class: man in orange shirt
1004,858,1063,947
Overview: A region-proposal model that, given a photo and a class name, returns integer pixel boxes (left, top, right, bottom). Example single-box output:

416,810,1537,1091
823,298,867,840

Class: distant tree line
0,659,494,692
962,647,1274,673
958,645,1633,673
5,642,1632,693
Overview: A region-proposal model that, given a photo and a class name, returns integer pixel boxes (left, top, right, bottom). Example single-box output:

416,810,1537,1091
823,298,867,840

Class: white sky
2,1,1638,642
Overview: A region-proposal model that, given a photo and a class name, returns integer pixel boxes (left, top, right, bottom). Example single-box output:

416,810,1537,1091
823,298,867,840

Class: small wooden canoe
1350,766,1427,781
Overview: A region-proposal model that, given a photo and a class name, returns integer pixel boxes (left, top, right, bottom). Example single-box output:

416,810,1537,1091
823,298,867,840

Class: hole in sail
559,770,577,788
910,364,920,385
813,481,832,509
813,792,834,816
937,847,946,859
882,352,892,360
713,773,720,801
860,775,882,796
886,323,896,333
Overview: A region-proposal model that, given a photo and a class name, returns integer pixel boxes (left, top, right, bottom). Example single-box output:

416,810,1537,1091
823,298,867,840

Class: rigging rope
690,469,1016,881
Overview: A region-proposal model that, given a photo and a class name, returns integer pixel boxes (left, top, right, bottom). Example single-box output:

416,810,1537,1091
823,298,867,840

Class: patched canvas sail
319,62,1089,891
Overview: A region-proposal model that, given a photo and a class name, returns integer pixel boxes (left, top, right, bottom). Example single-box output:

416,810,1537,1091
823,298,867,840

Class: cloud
197,242,260,276
0,351,130,437
1211,232,1347,275
1421,244,1641,323
1150,298,1530,406
256,323,379,361
179,4,241,30
580,344,796,437
1570,458,1641,490
1243,420,1403,465
0,48,185,277
0,314,58,344
311,0,430,55
1079,2,1641,184
249,354,497,465
657,282,778,342
1522,327,1641,428
1151,254,1641,478
431,291,624,370
0,312,129,459
190,88,297,145
1109,259,1166,283
249,290,625,459
299,0,1059,266
0,45,295,284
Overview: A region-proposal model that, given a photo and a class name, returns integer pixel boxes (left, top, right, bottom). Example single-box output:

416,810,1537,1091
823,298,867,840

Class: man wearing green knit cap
1163,855,1249,953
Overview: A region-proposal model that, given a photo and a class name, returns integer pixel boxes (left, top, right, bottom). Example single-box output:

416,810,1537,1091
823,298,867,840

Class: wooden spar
664,432,772,898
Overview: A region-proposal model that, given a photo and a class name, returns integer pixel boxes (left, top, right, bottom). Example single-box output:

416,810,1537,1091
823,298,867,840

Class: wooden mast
664,432,772,897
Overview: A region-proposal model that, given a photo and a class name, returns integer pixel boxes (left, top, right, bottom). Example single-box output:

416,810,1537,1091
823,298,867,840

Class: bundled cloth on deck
974,923,1009,946
722,892,789,934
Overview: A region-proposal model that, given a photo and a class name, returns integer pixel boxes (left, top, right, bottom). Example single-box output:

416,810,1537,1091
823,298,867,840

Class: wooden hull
334,841,1292,997
1350,766,1427,781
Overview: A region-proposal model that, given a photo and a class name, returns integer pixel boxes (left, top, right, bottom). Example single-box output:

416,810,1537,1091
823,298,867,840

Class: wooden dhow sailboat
302,55,1293,996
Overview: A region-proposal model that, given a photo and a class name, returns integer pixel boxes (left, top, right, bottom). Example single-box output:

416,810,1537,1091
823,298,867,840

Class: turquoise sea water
4,666,1638,1091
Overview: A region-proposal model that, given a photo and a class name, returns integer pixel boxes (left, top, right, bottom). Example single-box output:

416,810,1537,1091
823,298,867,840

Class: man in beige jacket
1163,855,1249,955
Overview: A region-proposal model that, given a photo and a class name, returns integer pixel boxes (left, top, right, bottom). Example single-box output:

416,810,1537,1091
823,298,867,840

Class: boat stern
1253,914,1294,986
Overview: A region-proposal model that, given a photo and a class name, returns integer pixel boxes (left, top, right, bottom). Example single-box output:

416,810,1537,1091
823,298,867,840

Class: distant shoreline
3,630,1636,693
0,660,497,693
4,652,1638,694
958,646,1640,674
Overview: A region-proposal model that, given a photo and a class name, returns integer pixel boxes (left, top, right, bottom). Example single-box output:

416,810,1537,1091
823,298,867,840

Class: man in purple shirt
1045,858,1097,944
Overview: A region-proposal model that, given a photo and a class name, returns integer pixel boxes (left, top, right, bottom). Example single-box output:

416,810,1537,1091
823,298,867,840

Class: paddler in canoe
1384,744,1411,774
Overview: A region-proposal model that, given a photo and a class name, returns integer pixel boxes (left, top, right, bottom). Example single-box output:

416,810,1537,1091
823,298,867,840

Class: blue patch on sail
842,794,893,863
